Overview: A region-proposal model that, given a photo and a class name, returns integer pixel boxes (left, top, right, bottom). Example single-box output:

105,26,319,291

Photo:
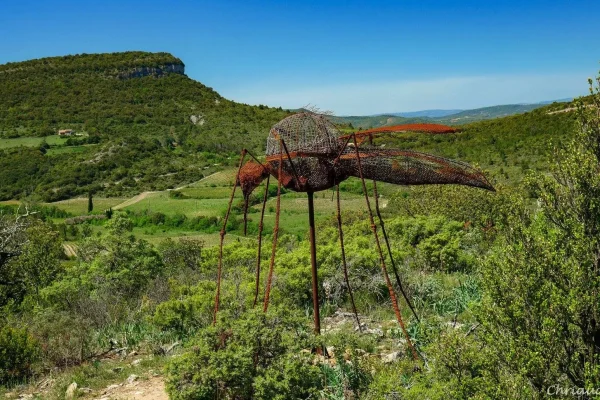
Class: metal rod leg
307,191,321,336
213,149,247,325
372,180,420,322
263,147,284,313
336,185,362,331
352,135,419,361
243,196,250,236
253,175,270,308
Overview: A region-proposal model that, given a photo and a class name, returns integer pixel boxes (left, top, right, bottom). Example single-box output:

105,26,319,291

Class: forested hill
333,102,563,129
0,51,288,150
0,51,583,203
0,52,289,201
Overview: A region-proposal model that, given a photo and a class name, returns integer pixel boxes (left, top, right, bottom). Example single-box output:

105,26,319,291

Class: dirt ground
90,376,168,400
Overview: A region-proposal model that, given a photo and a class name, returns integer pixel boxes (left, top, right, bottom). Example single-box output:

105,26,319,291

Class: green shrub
165,309,322,400
30,311,93,368
0,326,39,385
152,281,215,335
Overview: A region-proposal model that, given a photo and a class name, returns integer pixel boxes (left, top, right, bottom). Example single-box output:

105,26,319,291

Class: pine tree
87,191,93,214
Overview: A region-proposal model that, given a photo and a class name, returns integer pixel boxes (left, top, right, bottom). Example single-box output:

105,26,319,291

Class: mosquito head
238,160,270,200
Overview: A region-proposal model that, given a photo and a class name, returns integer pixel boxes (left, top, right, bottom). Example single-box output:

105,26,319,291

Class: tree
0,206,35,273
478,73,600,394
87,191,93,213
0,211,63,307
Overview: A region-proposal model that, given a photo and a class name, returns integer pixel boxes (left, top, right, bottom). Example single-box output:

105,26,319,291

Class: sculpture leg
213,149,247,325
263,148,284,313
352,135,419,361
307,191,322,336
253,175,270,308
372,180,420,322
243,196,250,236
336,185,362,331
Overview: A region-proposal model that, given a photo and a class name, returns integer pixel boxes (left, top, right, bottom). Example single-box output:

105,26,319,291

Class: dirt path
112,191,156,210
93,376,168,400
111,171,222,211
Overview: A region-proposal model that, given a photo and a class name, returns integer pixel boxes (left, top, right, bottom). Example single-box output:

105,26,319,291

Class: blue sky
0,0,598,115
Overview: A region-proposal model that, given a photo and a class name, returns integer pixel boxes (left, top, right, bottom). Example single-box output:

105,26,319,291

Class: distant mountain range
334,99,573,129
384,109,464,118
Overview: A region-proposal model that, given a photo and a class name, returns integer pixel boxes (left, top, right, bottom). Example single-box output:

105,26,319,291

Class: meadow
0,135,64,149
31,166,382,242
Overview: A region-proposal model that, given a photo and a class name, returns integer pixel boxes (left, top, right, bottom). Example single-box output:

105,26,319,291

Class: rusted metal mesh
260,112,493,193
338,148,493,190
239,160,269,198
267,112,340,158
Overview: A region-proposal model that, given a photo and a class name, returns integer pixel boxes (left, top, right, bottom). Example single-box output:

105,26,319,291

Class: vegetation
1,50,600,398
0,51,289,201
333,102,561,129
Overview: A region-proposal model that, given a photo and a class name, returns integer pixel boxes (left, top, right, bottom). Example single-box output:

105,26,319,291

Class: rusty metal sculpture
214,112,494,360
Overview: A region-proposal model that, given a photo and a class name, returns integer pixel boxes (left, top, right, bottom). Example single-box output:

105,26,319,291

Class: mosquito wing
338,148,494,191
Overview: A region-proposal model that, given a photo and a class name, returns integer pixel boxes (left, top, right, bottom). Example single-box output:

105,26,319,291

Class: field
48,197,127,215
0,133,95,155
0,135,65,148
46,144,96,155
29,166,390,244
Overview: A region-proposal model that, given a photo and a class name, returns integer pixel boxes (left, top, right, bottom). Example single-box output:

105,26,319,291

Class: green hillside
433,103,554,124
334,102,563,129
0,52,289,201
0,51,582,203
330,114,427,129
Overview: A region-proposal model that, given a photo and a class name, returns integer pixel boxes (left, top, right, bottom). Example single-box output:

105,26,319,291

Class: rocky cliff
116,63,185,79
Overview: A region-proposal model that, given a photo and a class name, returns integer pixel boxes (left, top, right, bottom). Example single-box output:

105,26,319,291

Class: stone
344,349,352,361
103,384,120,394
131,358,142,366
365,327,384,337
382,351,402,364
126,374,139,384
326,346,335,358
65,382,78,399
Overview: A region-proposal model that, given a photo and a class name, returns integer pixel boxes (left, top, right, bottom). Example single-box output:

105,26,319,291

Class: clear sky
1,0,598,115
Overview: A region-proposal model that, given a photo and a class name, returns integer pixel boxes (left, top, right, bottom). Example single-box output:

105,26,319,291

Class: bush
165,309,322,400
152,281,215,335
30,311,94,368
0,326,39,385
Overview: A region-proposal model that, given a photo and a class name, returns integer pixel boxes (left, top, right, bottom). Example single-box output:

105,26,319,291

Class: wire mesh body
253,112,493,193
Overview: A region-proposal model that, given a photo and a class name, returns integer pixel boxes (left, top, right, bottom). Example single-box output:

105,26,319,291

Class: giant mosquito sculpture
214,112,494,360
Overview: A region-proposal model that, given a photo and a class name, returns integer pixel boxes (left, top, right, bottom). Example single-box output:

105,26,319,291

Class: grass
134,228,255,247
46,144,97,155
10,166,402,246
187,167,237,187
0,134,96,157
123,192,227,217
178,186,234,199
0,133,92,150
0,135,64,149
46,197,127,215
